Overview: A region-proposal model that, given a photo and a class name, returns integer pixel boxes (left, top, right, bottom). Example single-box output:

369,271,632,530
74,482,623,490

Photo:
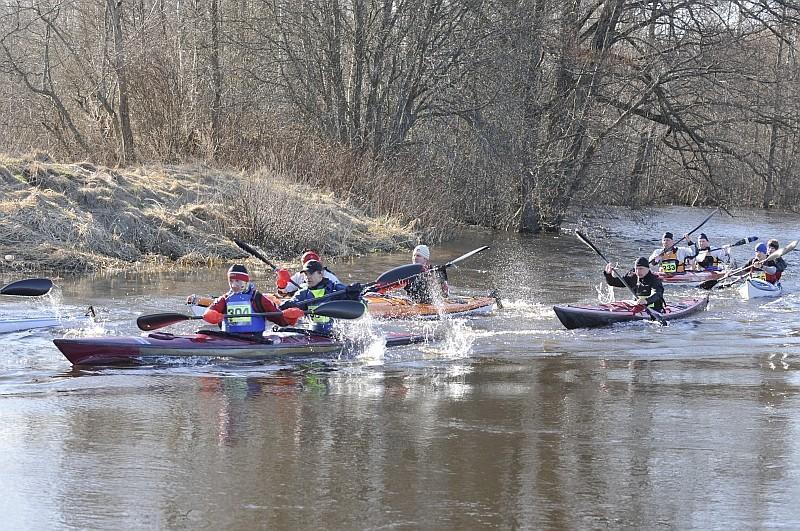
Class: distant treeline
2,0,798,236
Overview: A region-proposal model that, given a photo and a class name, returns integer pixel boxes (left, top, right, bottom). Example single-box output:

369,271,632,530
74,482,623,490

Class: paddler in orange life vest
202,264,304,334
743,243,781,284
648,231,696,274
690,233,731,271
604,257,665,312
279,260,363,334
275,249,341,296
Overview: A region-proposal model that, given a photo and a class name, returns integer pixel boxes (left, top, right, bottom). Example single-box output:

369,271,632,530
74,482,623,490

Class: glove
203,309,223,325
346,283,364,300
275,268,292,290
282,307,304,325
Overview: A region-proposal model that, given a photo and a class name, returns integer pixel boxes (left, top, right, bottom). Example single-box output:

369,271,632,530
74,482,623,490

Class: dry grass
0,153,417,273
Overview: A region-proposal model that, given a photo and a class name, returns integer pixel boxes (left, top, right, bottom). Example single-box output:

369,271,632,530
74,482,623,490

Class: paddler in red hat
275,249,340,296
202,264,304,334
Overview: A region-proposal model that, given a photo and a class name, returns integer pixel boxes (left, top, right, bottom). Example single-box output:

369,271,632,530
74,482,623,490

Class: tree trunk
107,0,136,165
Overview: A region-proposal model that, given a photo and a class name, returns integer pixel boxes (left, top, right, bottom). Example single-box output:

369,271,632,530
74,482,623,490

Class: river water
1,207,799,529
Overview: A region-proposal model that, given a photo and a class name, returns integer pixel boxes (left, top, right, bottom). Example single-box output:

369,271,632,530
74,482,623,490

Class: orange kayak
363,293,496,320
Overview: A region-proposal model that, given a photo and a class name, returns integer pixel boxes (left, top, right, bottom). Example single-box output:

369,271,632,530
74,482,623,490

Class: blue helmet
755,243,767,253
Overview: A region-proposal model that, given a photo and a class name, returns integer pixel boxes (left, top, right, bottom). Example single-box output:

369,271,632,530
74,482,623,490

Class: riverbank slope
0,154,416,273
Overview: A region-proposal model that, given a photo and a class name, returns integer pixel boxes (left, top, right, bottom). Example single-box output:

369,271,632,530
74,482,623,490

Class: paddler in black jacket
603,257,666,312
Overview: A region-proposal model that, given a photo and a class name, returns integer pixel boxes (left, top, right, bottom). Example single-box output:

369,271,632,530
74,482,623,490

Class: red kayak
553,296,709,329
53,329,431,366
656,270,725,284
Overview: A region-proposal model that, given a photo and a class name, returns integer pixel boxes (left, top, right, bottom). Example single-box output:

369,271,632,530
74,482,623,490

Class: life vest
302,280,337,332
222,288,266,334
696,248,720,270
659,248,685,274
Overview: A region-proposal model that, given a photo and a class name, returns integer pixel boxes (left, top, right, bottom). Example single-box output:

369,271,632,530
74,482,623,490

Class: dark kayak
53,329,432,366
553,296,709,329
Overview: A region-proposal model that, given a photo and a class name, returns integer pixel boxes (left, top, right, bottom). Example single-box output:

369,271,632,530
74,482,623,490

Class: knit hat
698,233,708,241
228,264,249,282
412,244,430,260
301,260,324,274
635,257,650,268
755,243,767,254
301,250,320,264
662,231,674,240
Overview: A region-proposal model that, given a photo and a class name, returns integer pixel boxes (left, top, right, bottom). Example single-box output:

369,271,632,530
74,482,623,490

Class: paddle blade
696,278,719,290
0,278,53,296
311,300,366,320
374,264,424,285
137,312,199,331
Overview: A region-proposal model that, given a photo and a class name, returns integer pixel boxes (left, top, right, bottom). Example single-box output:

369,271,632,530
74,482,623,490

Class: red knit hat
227,264,250,282
301,250,320,264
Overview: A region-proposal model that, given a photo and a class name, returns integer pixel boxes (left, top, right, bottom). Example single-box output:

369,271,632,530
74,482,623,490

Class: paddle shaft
233,239,303,290
575,230,667,325
695,236,757,259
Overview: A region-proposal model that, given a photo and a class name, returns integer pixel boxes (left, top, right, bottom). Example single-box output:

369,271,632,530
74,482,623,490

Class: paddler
690,233,731,271
398,244,449,304
202,264,304,334
767,239,788,282
743,243,781,284
275,249,340,296
279,260,363,334
604,257,665,312
648,231,696,274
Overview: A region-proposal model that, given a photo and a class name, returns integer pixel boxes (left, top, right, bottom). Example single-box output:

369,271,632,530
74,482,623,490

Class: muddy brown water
2,207,800,528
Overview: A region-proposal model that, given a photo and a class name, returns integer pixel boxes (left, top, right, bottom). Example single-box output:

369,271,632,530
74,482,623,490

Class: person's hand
282,307,304,325
604,263,613,274
203,309,223,325
346,283,364,300
275,268,292,290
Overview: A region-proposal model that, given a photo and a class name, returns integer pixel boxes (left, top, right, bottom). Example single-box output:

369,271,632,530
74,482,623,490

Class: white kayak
0,307,95,334
739,278,782,299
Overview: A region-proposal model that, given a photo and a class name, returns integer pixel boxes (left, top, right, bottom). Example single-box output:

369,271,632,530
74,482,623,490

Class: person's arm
203,296,227,324
648,249,661,264
256,292,291,326
603,268,627,288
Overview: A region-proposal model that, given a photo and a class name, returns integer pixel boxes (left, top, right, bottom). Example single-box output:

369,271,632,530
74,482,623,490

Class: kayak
363,293,496,320
189,294,497,321
53,329,432,366
656,270,726,284
739,278,782,299
1,310,93,334
553,296,709,329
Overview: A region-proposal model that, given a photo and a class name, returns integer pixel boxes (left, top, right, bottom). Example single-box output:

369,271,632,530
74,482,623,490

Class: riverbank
0,153,417,273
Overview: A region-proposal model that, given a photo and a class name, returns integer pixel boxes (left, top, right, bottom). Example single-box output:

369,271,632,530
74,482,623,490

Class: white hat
412,244,430,260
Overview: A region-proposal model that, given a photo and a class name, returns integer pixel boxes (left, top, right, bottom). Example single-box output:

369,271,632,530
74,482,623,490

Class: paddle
0,278,53,296
292,263,426,309
575,230,667,325
233,238,303,290
650,208,718,263
434,246,490,271
697,239,797,290
695,236,757,263
137,300,366,331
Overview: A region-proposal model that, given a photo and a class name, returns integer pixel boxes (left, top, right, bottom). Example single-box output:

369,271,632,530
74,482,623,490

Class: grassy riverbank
0,153,417,273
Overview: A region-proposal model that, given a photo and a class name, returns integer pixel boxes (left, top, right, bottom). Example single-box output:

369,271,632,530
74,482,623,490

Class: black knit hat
635,257,650,268
699,233,708,241
662,231,673,240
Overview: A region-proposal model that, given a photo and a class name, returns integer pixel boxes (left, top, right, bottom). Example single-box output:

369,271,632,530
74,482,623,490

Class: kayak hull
740,279,782,299
0,316,89,334
53,330,431,366
553,296,709,329
656,270,726,284
364,294,496,320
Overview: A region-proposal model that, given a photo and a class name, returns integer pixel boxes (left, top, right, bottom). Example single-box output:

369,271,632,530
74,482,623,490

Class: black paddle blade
697,278,719,290
0,278,53,296
137,312,199,331
374,264,424,285
311,300,366,320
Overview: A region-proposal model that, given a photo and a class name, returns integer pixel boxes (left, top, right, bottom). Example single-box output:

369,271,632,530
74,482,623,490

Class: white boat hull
740,278,782,299
0,316,88,334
